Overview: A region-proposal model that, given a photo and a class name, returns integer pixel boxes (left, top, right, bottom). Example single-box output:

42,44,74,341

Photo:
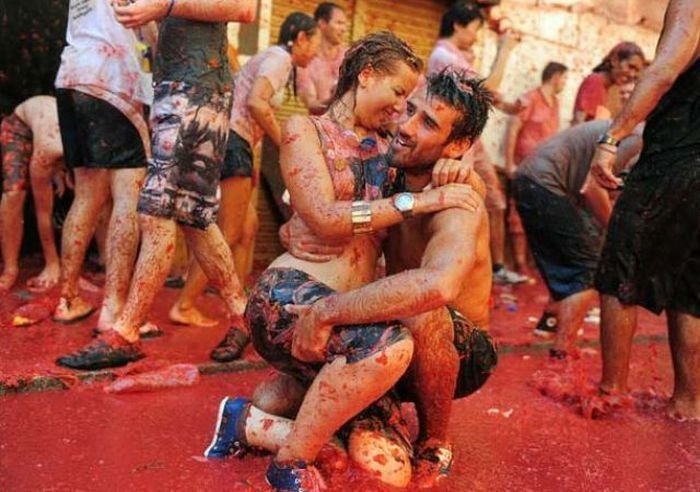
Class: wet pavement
1,265,698,491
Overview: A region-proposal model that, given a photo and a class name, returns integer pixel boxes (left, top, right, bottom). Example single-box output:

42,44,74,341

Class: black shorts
596,155,700,316
221,130,253,179
56,89,146,169
246,268,411,384
515,176,603,301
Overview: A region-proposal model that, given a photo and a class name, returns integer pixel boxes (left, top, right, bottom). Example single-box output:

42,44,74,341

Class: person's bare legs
599,294,638,394
169,176,252,327
489,209,506,267
96,168,145,330
0,188,27,290
111,214,176,342
55,168,110,319
402,309,457,444
512,232,529,273
551,289,597,356
233,199,259,279
667,310,700,420
182,222,247,325
27,159,60,291
275,337,414,463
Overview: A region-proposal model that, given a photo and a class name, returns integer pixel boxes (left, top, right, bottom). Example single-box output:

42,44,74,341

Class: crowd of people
1,0,698,490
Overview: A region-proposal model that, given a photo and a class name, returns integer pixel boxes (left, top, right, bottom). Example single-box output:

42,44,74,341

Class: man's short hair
427,68,494,143
314,2,343,22
541,62,568,83
439,2,485,38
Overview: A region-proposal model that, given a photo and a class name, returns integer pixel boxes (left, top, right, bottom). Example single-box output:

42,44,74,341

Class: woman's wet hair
278,12,317,98
593,41,645,73
426,68,494,143
330,31,423,105
278,12,317,46
439,2,485,38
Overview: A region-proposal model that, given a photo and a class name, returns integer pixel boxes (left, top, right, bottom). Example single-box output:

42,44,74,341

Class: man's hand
286,304,332,363
112,0,169,29
583,144,621,191
431,157,471,187
280,215,348,263
417,183,480,213
52,165,73,198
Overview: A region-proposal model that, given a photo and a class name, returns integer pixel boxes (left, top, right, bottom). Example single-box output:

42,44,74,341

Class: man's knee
403,309,454,347
348,427,412,487
252,373,306,418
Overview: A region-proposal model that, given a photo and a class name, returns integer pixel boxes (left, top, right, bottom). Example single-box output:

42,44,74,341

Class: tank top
308,117,394,201
636,58,700,175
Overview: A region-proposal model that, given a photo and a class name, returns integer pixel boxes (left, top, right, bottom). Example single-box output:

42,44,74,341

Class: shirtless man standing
204,70,497,489
0,96,64,292
586,0,700,420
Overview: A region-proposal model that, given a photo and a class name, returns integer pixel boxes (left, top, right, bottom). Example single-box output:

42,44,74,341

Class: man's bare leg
97,168,145,330
512,231,529,273
169,177,252,327
402,309,458,444
599,294,638,394
27,159,60,291
0,189,27,290
182,222,247,325
551,289,596,356
489,209,506,268
55,168,110,320
276,338,414,463
111,214,176,342
667,310,700,420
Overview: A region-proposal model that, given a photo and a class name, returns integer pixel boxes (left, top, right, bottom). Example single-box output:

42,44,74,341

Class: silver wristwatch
392,192,415,218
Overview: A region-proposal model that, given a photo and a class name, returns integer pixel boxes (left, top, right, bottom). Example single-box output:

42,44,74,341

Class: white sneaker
493,267,529,285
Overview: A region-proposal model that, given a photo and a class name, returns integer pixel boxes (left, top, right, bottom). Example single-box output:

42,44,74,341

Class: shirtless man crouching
204,70,497,489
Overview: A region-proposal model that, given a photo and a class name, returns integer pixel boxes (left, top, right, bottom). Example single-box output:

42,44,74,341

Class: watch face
395,193,414,211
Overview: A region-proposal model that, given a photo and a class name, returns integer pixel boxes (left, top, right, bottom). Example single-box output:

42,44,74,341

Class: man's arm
311,208,479,325
483,31,519,93
113,0,257,29
587,0,700,189
504,114,523,179
582,134,643,227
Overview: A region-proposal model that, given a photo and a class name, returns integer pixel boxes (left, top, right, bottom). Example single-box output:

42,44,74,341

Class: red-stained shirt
573,72,608,122
514,87,560,163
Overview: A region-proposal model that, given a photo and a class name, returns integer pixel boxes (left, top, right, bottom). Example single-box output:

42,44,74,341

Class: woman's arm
280,116,479,239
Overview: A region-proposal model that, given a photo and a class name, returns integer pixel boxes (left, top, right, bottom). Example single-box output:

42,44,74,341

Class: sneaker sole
203,396,231,458
532,329,555,339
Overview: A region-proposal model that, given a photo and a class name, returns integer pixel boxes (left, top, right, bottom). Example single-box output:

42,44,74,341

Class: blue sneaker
203,397,250,458
266,460,326,492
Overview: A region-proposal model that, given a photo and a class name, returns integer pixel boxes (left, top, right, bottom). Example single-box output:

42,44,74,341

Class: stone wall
474,0,663,165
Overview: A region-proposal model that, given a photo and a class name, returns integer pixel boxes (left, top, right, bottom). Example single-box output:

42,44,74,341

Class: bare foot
169,303,219,327
0,268,19,291
26,264,60,293
53,296,96,323
96,306,119,332
669,398,700,422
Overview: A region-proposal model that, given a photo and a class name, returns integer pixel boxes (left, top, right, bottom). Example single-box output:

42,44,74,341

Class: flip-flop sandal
210,327,250,363
139,322,163,339
26,277,58,294
52,298,96,324
92,323,163,339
